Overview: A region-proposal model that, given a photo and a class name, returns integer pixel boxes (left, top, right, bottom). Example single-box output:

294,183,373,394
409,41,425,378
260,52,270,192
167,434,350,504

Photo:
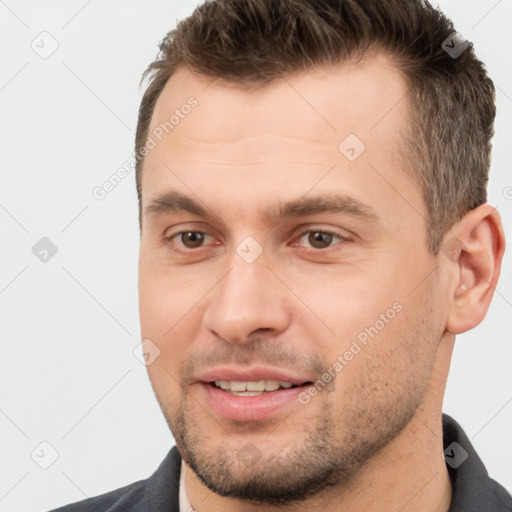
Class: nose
202,253,291,344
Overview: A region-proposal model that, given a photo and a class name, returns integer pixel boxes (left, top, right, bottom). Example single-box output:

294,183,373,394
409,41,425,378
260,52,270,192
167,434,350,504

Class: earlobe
445,205,505,335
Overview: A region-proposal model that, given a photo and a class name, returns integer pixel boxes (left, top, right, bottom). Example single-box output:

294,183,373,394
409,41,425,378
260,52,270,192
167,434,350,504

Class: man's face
138,54,448,504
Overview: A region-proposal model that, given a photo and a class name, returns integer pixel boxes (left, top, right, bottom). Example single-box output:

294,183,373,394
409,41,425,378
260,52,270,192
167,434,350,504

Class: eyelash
163,229,350,253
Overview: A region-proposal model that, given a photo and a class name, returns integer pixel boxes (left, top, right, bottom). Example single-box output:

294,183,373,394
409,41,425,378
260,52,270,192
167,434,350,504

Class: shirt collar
179,459,195,512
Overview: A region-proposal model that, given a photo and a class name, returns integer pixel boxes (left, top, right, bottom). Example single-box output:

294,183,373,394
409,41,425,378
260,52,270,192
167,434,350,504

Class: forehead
141,53,418,226
148,52,408,145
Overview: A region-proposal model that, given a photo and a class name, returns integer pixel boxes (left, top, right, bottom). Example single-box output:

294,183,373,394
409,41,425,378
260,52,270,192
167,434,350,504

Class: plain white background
0,1,510,511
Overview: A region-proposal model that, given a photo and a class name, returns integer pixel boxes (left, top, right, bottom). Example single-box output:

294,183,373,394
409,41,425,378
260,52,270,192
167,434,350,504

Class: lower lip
200,383,308,421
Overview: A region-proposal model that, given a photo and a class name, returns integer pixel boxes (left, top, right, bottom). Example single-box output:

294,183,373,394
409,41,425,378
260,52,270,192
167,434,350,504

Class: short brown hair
135,0,495,253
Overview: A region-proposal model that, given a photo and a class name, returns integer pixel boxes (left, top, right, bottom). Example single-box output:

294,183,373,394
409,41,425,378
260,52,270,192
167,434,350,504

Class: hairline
136,49,429,242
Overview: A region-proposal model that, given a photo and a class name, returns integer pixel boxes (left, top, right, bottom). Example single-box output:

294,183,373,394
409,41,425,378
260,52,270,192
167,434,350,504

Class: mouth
196,370,315,422
209,379,307,396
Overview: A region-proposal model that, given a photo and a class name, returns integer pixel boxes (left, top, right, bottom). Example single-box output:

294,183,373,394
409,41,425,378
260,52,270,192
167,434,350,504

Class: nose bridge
203,247,290,343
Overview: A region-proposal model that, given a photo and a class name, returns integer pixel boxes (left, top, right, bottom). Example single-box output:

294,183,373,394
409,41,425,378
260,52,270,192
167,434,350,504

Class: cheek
138,260,202,393
282,264,396,341
295,266,436,389
332,290,441,409
138,255,205,338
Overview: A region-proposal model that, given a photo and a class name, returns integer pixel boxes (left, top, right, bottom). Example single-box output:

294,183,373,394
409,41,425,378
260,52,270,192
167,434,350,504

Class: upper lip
196,366,315,386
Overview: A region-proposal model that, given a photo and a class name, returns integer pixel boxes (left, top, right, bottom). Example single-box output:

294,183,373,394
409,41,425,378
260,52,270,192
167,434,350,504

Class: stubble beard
168,386,422,507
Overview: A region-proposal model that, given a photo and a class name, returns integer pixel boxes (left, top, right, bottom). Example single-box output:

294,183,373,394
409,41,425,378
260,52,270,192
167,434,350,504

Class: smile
200,378,313,421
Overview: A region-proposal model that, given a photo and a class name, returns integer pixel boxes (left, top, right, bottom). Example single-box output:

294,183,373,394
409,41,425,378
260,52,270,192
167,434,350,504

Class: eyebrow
144,191,379,223
146,191,207,217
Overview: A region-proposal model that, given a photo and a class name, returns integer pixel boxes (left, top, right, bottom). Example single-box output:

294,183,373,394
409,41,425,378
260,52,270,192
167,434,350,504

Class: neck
184,333,455,512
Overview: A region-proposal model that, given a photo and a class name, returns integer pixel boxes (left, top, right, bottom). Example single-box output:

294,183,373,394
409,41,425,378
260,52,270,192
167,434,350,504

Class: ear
444,204,505,335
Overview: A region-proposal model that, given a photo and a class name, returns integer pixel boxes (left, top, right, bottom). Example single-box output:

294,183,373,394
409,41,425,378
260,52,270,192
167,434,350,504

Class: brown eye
307,231,335,249
179,231,206,248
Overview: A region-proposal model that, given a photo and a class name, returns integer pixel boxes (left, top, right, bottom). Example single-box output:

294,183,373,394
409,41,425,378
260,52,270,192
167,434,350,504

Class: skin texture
138,52,505,511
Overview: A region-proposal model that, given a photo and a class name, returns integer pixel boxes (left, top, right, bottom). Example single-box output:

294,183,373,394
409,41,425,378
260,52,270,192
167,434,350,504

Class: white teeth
246,381,266,392
230,381,246,392
213,380,296,392
264,380,280,391
233,391,265,396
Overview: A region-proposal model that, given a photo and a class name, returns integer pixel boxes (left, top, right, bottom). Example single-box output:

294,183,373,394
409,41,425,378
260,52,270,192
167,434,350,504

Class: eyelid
163,225,353,251
296,226,351,237
292,227,351,249
163,222,220,244
165,230,217,248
